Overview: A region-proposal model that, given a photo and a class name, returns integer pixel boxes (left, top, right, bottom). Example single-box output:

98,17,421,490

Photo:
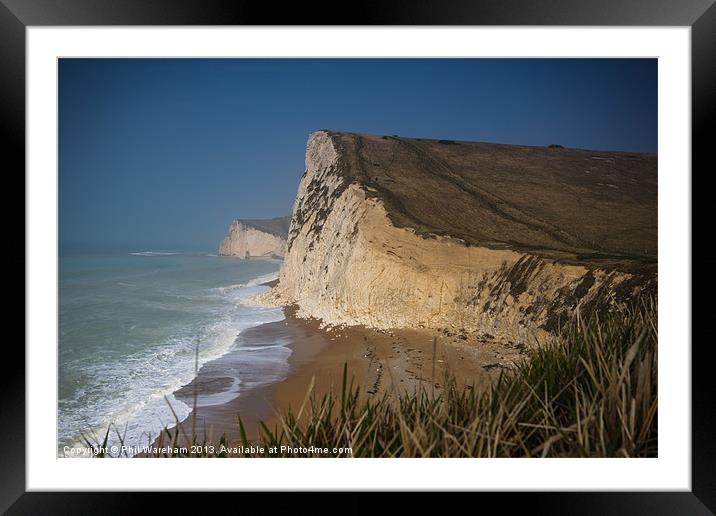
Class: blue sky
59,58,657,249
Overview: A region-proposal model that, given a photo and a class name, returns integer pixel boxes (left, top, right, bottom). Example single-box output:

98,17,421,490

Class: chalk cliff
260,131,656,344
218,216,291,258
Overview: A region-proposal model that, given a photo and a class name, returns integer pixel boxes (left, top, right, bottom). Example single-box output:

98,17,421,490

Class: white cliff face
218,221,287,258
259,131,654,345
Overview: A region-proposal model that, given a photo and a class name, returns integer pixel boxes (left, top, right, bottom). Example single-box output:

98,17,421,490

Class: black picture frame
4,0,713,512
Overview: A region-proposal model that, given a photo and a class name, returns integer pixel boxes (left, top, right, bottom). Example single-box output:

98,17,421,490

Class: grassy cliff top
235,216,291,238
325,131,657,270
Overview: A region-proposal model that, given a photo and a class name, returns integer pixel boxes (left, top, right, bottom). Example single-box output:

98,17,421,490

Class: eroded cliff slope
218,216,291,258
261,131,656,344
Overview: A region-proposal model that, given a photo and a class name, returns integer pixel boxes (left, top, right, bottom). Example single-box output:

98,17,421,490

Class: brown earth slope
237,216,291,238
311,132,657,270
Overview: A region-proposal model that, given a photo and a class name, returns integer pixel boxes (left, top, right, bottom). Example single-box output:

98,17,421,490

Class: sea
58,246,285,457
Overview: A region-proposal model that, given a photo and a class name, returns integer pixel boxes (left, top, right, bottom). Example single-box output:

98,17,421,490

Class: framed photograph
6,0,712,511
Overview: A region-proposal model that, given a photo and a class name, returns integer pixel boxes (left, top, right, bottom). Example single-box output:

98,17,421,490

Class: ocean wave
211,271,279,294
58,256,285,457
59,304,285,457
130,251,179,256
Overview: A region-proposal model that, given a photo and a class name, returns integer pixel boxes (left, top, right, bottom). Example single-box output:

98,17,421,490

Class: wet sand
155,305,527,452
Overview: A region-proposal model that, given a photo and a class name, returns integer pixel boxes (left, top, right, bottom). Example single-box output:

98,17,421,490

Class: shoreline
150,303,528,455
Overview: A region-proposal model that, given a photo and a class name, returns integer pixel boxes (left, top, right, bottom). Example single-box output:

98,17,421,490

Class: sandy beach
156,302,528,453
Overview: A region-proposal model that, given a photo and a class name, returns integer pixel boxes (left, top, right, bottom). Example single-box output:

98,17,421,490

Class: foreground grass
124,299,658,458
